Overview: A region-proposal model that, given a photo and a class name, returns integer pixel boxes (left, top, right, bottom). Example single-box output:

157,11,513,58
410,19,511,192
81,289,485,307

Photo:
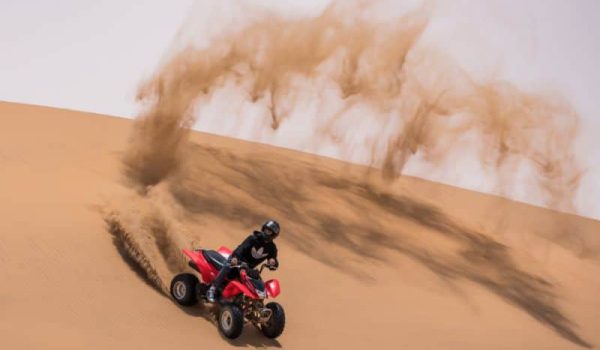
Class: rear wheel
170,273,199,306
218,304,244,339
261,302,285,338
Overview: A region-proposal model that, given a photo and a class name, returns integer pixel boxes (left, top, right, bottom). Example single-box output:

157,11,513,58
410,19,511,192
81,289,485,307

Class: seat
202,249,228,270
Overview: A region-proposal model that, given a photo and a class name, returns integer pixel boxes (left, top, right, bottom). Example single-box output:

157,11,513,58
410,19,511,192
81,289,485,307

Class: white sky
1,0,598,218
0,0,195,116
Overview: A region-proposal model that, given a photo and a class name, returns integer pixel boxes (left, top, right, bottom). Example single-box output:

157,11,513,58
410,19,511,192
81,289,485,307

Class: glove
267,258,278,270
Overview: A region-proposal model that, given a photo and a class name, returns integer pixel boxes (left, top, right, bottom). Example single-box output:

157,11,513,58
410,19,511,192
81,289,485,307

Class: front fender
265,279,281,298
222,280,257,299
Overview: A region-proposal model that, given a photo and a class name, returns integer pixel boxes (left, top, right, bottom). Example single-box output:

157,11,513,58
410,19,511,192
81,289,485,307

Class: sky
1,0,598,218
0,0,195,116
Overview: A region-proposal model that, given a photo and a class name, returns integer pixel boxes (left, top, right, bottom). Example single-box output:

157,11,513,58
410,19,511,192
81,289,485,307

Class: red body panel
265,279,281,298
222,279,257,299
182,249,219,284
217,246,232,257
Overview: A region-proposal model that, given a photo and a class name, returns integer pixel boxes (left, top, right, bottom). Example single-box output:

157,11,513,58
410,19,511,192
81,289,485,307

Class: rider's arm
268,244,279,268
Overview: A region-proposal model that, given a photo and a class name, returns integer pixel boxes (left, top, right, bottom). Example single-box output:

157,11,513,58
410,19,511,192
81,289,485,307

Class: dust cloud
124,1,582,215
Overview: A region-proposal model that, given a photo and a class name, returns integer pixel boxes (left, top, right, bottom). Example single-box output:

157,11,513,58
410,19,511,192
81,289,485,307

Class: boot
206,286,216,303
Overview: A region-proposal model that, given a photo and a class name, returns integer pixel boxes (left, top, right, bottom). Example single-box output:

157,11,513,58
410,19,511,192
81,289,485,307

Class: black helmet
261,219,280,241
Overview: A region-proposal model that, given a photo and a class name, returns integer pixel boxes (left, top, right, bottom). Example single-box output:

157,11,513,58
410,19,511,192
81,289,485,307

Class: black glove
267,258,278,270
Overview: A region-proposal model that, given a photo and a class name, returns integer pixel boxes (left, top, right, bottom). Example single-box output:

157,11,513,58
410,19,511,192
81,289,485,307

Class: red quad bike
170,247,285,340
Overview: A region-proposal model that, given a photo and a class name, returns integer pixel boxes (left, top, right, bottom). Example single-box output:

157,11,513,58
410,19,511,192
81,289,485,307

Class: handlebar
229,262,276,272
260,263,277,273
229,262,249,270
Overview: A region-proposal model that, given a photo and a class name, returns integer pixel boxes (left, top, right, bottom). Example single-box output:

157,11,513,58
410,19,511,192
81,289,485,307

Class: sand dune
0,101,599,349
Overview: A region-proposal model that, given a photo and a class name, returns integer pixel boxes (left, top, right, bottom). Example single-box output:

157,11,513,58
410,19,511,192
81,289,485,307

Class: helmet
261,219,280,241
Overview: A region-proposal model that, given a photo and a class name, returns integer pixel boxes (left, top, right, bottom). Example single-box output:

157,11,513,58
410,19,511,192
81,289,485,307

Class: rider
206,219,280,302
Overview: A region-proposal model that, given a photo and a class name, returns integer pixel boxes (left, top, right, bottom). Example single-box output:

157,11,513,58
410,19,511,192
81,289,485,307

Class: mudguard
265,279,281,298
217,246,232,258
182,249,218,284
222,280,257,299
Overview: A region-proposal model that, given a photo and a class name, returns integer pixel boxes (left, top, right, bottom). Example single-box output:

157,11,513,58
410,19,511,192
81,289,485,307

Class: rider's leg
207,265,231,302
212,265,231,291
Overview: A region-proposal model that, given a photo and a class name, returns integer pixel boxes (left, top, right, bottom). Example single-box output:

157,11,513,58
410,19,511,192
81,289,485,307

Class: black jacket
231,231,278,269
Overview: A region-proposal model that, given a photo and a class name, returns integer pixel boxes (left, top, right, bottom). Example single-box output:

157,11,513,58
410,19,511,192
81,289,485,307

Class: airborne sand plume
125,1,582,215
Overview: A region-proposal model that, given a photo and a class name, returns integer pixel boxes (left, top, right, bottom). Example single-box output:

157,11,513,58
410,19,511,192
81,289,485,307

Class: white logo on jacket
251,246,268,259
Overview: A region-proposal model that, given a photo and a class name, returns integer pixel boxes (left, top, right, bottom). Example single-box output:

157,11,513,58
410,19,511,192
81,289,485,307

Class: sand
0,101,598,349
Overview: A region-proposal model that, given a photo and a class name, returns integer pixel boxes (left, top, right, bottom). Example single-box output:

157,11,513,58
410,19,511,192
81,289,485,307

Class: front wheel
218,304,244,339
261,302,285,338
170,273,198,306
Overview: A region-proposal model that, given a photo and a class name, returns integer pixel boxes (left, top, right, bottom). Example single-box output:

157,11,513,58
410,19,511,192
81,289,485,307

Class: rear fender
182,249,218,284
222,280,257,299
265,279,281,298
217,246,232,258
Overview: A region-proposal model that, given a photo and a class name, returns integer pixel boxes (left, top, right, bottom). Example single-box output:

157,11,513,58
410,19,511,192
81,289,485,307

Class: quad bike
170,246,285,339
